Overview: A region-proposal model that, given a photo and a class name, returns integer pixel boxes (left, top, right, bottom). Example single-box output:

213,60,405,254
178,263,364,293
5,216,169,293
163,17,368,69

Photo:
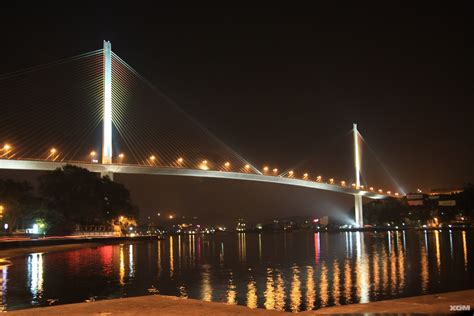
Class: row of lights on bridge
2,144,399,196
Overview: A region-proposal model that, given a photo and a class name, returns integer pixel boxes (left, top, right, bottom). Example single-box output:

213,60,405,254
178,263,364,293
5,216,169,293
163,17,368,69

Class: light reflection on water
28,253,43,305
0,263,7,311
0,230,473,311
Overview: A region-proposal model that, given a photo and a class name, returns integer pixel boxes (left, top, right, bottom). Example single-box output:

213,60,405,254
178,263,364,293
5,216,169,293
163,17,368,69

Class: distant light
3,223,8,230
329,178,334,184
3,144,11,151
118,153,124,159
316,175,322,182
360,185,365,189
150,155,156,161
177,157,184,163
272,168,278,174
263,166,269,172
199,161,209,170
387,191,391,194
341,181,346,186
313,219,319,223
90,151,96,157
244,164,250,170
395,192,399,196
129,226,133,231
224,162,230,167
288,170,294,177
378,189,383,193
370,187,374,191
32,223,39,234
169,215,174,219
303,173,309,179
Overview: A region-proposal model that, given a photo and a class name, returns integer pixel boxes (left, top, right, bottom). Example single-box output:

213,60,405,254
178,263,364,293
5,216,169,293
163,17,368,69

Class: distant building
236,218,246,232
428,188,463,196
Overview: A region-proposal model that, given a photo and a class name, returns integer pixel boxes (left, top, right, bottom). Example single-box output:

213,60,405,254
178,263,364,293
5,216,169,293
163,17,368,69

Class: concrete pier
7,289,474,315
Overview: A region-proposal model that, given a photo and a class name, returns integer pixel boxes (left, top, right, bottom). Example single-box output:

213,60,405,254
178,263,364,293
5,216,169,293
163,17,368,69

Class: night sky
0,3,472,225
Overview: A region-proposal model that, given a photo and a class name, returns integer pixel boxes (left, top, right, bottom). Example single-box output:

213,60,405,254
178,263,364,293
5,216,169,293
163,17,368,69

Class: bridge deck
0,159,388,199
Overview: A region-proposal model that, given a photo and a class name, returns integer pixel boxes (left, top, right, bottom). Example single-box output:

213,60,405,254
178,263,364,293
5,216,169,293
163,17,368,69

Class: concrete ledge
8,295,285,315
309,289,474,314
7,290,474,315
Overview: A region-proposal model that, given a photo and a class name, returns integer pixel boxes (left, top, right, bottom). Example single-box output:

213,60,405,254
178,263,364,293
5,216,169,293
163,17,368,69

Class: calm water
0,230,473,312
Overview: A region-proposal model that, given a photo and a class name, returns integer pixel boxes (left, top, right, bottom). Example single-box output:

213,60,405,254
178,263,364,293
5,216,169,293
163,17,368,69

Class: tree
458,183,474,218
101,176,138,221
0,179,37,233
38,165,138,233
363,198,409,226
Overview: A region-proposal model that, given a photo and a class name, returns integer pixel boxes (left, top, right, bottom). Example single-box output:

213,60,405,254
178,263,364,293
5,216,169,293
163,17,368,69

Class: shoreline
0,236,157,259
6,289,474,315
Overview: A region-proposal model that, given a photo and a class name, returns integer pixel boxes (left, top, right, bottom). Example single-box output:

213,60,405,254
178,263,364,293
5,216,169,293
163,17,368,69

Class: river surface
0,230,473,312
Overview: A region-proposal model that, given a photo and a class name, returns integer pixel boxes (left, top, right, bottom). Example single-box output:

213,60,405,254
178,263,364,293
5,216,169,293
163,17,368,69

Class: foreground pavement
8,289,474,315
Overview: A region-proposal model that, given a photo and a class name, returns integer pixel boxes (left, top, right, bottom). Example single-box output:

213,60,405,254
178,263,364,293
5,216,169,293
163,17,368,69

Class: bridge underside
0,159,387,199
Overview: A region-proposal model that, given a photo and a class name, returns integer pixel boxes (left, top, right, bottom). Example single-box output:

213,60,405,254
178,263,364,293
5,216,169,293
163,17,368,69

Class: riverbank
0,235,160,249
0,235,159,258
7,289,474,315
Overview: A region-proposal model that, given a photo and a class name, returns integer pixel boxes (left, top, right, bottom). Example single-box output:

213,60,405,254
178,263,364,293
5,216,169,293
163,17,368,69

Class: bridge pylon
353,123,363,228
102,40,113,165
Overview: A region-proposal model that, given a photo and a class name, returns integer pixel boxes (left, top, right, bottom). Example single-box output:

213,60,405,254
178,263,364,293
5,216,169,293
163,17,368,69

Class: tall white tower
102,40,113,165
353,123,364,228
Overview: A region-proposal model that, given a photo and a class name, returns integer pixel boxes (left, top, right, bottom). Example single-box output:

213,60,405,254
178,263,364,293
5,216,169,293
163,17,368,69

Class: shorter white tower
353,123,363,228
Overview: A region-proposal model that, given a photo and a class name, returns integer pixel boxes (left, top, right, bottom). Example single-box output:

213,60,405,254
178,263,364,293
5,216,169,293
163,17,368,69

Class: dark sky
0,3,472,225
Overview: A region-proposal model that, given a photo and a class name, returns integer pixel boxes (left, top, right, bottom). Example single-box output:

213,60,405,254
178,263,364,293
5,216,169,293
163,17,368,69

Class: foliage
1,165,138,235
0,179,37,233
363,198,410,225
458,183,474,218
38,165,138,233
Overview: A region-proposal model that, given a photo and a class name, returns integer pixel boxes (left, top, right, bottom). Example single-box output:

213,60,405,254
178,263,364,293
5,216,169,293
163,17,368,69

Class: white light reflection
28,252,44,304
355,232,369,303
449,230,454,260
420,234,429,293
129,244,135,279
0,261,8,311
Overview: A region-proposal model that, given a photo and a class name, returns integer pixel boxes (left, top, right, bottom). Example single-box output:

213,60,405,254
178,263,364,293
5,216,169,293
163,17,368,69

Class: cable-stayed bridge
0,41,401,227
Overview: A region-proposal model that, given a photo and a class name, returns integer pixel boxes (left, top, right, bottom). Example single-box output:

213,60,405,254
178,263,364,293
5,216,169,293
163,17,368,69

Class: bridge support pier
353,123,364,228
354,194,363,228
